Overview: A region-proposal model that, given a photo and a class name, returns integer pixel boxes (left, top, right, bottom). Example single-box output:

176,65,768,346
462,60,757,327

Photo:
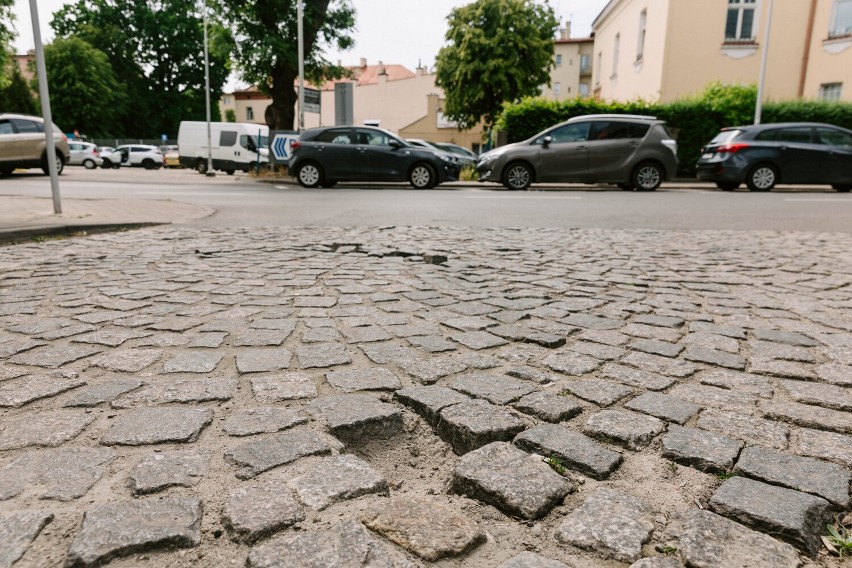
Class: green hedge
495,83,852,177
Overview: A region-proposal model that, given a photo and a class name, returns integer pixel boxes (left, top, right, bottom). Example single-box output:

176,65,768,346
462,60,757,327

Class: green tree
37,37,126,137
0,64,36,114
435,0,558,131
216,0,356,130
0,0,15,88
51,0,230,137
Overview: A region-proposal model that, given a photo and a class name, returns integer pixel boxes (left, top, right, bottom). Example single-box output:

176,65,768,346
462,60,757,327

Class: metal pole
755,0,774,125
297,0,305,132
28,0,61,213
203,0,215,176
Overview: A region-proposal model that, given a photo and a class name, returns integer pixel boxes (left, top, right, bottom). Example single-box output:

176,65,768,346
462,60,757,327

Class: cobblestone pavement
0,225,850,568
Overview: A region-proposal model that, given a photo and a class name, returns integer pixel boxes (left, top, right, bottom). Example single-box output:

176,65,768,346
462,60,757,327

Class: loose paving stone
753,328,818,347
65,497,202,568
222,482,305,543
251,373,318,402
90,348,163,372
512,391,583,423
621,351,699,378
111,377,236,408
448,331,509,350
0,372,86,407
796,427,852,468
394,386,469,426
698,368,774,398
451,442,571,520
289,454,388,510
584,410,665,450
541,351,602,376
763,400,852,434
709,476,834,555
561,379,634,407
661,425,742,473
600,363,676,391
779,379,852,412
308,394,403,442
223,408,308,436
297,342,352,368
664,509,802,568
101,407,213,446
437,399,527,454
0,448,115,501
624,392,700,425
669,384,758,411
128,449,211,494
246,520,405,568
0,412,95,451
683,345,746,370
8,344,102,368
697,409,790,449
514,423,623,480
362,496,484,561
628,338,684,358
555,488,654,563
325,368,401,392
734,446,851,506
749,357,817,381
161,351,224,373
64,379,144,407
235,348,293,374
225,429,332,479
498,552,570,568
449,372,536,405
0,510,53,568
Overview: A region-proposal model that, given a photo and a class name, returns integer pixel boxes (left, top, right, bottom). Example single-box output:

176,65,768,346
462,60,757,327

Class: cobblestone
308,394,403,442
128,449,210,494
100,407,212,446
584,409,665,450
0,371,85,407
0,511,53,568
437,399,527,454
289,454,388,510
661,425,742,473
624,392,700,424
514,423,623,479
0,411,94,450
222,482,305,543
0,447,114,501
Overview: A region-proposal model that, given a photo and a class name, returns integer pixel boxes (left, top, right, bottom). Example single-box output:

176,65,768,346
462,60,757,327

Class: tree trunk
266,63,298,130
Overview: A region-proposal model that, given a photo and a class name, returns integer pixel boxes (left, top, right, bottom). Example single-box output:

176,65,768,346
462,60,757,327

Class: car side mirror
542,135,553,148
388,139,402,149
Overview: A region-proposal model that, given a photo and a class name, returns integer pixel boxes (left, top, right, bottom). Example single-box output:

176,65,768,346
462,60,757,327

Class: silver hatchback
476,114,678,191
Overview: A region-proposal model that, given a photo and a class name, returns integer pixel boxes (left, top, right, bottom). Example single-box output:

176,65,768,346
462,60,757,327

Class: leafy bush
495,83,852,177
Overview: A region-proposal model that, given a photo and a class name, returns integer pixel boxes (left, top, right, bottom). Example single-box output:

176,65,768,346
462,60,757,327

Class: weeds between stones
715,472,737,481
824,515,852,557
543,455,567,475
655,545,678,555
666,461,678,473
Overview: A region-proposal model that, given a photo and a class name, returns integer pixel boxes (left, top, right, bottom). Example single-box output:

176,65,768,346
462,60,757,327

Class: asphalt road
2,166,851,233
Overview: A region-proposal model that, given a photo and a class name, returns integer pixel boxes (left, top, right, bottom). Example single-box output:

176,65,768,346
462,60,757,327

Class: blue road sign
271,133,300,161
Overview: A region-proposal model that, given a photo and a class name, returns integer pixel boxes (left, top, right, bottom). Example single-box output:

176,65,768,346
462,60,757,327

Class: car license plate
702,152,714,159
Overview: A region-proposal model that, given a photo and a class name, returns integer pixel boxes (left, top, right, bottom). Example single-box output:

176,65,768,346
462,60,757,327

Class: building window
819,82,843,101
612,33,620,78
222,96,231,105
556,54,563,67
579,82,590,97
554,82,561,95
580,54,591,73
725,0,757,42
637,9,647,61
830,0,852,37
246,107,254,120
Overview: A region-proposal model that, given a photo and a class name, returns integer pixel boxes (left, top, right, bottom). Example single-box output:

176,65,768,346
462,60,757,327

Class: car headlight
438,154,455,163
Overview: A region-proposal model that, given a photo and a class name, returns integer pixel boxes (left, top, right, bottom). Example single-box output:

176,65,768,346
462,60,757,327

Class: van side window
219,131,238,146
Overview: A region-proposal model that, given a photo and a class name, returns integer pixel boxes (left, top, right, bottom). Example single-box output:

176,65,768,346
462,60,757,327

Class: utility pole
298,0,305,132
203,0,215,176
755,0,774,125
29,0,61,213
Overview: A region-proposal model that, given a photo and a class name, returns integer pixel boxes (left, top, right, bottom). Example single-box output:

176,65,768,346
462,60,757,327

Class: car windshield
709,130,743,145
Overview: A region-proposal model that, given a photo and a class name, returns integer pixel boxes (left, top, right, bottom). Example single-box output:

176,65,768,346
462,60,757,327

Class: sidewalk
0,195,214,243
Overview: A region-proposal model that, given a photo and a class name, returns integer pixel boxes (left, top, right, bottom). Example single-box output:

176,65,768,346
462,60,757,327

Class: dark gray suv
476,114,678,191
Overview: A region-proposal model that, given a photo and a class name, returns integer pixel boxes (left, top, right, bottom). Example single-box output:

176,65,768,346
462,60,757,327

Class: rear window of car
709,130,743,145
756,127,814,143
0,120,13,135
816,127,852,147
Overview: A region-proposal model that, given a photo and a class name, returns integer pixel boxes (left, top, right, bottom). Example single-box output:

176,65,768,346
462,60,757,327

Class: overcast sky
13,0,609,72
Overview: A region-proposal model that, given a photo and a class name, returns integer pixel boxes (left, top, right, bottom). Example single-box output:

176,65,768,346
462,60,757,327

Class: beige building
591,0,852,102
541,26,595,100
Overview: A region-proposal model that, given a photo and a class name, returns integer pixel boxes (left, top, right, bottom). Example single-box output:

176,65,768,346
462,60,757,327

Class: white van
178,121,269,174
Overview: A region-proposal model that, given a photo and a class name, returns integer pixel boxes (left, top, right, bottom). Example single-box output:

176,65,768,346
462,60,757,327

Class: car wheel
83,159,97,170
142,159,155,170
296,162,323,188
41,151,64,175
502,162,532,190
617,183,634,191
832,184,851,193
196,160,208,175
631,162,663,191
746,164,777,191
409,163,436,189
0,168,13,176
715,182,739,191
225,170,235,176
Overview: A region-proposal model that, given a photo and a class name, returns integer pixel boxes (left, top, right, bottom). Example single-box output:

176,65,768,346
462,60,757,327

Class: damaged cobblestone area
0,225,850,567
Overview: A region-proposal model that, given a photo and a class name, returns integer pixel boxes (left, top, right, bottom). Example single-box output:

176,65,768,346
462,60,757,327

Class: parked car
696,122,852,192
159,145,181,168
101,144,163,169
289,126,461,189
0,112,69,176
434,142,478,168
476,114,678,191
68,141,102,169
178,121,269,174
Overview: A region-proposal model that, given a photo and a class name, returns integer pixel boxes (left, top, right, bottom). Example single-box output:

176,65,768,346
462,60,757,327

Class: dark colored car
289,126,461,189
434,142,478,168
475,114,678,191
696,122,852,192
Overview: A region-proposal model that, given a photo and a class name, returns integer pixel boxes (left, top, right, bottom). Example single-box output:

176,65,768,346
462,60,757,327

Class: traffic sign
270,132,300,163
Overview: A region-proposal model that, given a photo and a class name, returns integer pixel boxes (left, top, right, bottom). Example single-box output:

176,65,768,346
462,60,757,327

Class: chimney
360,57,367,67
560,21,571,40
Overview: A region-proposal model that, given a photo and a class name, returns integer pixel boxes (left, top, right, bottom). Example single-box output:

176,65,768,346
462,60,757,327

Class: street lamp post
755,0,775,125
297,0,305,132
203,0,215,176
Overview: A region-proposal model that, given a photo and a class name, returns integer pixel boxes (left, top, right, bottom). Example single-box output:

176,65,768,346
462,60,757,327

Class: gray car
476,114,678,191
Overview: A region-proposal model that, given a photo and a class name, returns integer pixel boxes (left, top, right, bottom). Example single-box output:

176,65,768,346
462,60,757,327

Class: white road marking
465,195,582,200
137,192,247,196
